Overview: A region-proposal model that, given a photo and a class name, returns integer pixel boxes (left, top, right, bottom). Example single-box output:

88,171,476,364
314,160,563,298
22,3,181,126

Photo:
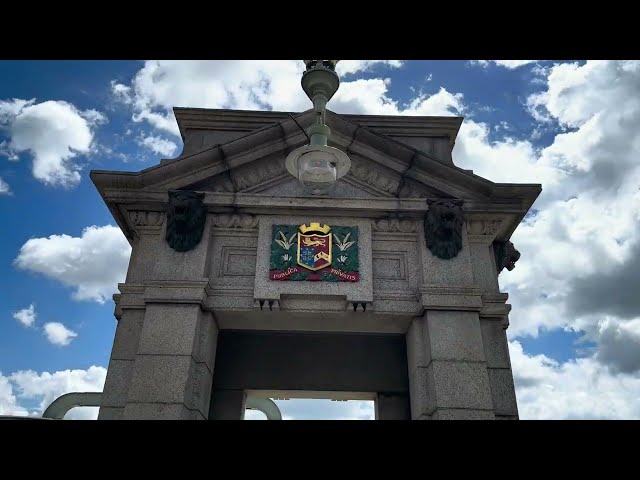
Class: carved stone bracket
210,214,259,229
373,218,418,233
254,298,280,311
347,300,372,312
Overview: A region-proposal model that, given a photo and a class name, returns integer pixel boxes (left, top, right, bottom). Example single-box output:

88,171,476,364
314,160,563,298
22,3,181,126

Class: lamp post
285,60,351,195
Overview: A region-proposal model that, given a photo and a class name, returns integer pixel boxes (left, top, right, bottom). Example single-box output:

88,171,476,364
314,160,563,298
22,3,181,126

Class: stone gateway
92,78,539,419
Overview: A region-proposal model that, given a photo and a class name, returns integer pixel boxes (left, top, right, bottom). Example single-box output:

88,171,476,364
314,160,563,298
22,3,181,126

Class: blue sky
1,60,639,420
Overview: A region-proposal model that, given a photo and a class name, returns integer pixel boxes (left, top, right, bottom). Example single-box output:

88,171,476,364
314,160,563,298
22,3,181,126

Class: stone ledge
143,280,210,305
419,284,483,312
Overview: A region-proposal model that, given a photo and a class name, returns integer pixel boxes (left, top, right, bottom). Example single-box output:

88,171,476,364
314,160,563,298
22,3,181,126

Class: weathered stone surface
427,311,486,362
432,409,495,420
488,368,518,416
480,319,511,369
468,242,500,293
430,361,494,411
97,407,123,420
137,304,201,356
123,403,195,420
101,359,134,408
127,355,193,404
110,310,144,360
408,366,437,419
185,361,213,418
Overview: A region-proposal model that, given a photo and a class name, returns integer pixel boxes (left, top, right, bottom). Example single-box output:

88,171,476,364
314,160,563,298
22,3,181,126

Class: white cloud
0,374,29,416
511,340,640,419
0,176,11,195
335,60,403,76
112,60,407,136
12,304,36,327
472,60,538,69
7,366,106,419
43,322,77,346
0,99,106,187
14,225,131,303
138,135,177,157
245,399,374,420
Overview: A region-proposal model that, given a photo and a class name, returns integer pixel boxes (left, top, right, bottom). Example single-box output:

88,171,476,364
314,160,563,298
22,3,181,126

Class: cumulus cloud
4,366,106,419
14,225,131,303
511,341,640,419
472,60,538,69
0,99,106,187
43,322,77,346
0,374,29,416
111,60,407,136
137,135,177,156
12,304,36,327
245,399,374,420
0,176,11,195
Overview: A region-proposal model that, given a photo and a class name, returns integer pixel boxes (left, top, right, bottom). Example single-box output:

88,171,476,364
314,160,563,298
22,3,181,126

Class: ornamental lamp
285,60,351,195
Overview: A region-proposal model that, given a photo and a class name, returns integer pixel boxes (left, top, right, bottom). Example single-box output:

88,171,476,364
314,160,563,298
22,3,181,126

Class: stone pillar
467,219,519,420
100,211,220,420
98,296,145,420
122,285,218,420
407,220,495,419
406,311,495,419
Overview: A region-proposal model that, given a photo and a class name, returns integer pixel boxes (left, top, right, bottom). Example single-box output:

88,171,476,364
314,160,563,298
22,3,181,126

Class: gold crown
299,222,331,234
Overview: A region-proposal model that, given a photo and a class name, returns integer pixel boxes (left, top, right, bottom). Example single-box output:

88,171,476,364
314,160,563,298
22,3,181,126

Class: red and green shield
297,233,332,271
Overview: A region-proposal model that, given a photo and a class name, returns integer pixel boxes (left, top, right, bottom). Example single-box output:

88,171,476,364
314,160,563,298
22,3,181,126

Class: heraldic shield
297,230,332,271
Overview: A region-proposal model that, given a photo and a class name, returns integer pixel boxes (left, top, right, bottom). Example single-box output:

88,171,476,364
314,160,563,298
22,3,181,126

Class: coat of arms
270,222,359,282
297,223,332,271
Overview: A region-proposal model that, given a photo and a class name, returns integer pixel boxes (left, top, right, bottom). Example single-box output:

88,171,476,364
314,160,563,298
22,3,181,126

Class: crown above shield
299,222,331,235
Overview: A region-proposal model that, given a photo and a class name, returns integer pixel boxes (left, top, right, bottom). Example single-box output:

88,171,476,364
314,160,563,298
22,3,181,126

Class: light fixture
285,60,351,195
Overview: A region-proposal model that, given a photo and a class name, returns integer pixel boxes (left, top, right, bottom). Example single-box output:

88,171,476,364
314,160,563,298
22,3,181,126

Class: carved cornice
372,218,418,233
466,219,500,236
466,219,501,244
232,156,287,191
347,156,400,196
128,211,164,236
210,214,259,229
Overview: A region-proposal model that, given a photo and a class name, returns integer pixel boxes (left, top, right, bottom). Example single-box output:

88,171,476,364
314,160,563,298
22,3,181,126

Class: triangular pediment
91,107,541,245
129,108,496,201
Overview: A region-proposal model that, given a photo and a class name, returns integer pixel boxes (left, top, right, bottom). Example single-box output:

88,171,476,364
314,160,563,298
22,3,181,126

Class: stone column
122,284,218,420
468,219,519,420
98,286,145,420
407,219,495,419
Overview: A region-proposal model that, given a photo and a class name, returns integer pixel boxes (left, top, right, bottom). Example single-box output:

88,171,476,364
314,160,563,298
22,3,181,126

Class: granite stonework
92,107,540,420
